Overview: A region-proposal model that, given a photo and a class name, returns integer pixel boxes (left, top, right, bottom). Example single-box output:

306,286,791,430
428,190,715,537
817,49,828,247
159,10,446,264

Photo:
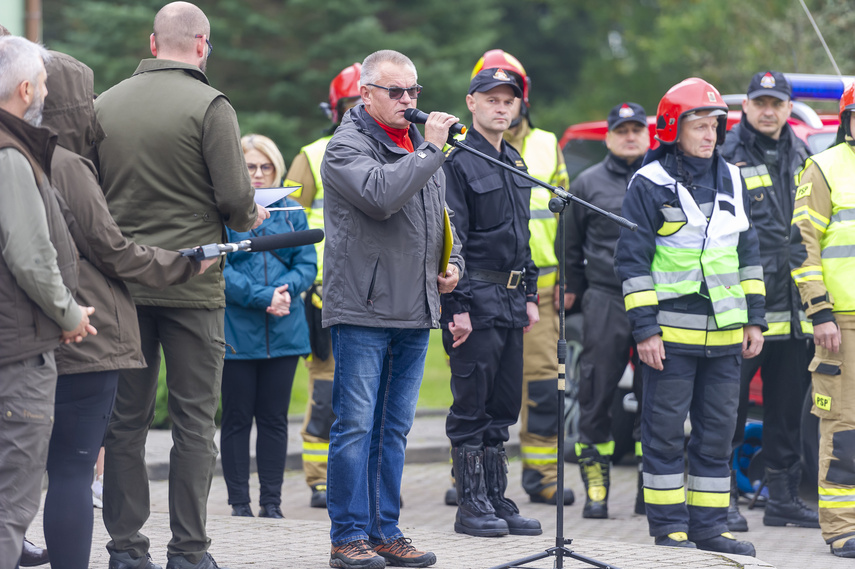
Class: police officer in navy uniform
720,71,817,532
442,68,542,538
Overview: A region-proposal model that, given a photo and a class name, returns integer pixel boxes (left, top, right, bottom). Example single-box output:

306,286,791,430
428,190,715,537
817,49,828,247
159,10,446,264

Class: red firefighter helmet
471,49,530,106
840,81,855,119
329,62,362,123
655,77,728,145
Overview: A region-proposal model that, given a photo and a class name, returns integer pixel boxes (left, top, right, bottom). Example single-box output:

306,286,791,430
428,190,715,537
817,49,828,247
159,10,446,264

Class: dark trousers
104,306,225,564
732,337,812,470
578,288,634,446
44,371,118,569
444,327,524,447
642,353,740,540
220,356,299,507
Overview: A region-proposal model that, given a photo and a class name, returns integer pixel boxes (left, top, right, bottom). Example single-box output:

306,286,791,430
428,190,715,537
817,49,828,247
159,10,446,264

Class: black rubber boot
578,447,609,519
444,486,458,506
484,444,542,536
763,463,820,528
727,469,748,532
634,457,645,515
452,445,509,537
695,532,756,557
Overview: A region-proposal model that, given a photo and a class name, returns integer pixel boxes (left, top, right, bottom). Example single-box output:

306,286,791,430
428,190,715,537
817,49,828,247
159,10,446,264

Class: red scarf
375,118,414,153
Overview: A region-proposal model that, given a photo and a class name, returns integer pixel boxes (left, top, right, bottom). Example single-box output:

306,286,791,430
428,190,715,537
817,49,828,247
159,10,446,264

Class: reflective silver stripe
539,266,557,275
644,473,684,489
705,272,741,289
699,202,714,217
821,245,855,259
819,493,855,504
795,269,823,279
687,475,730,492
712,295,747,314
302,448,328,457
530,209,555,219
652,269,703,285
740,164,770,178
623,275,655,295
798,309,809,321
657,311,709,329
739,266,763,281
660,208,688,222
311,198,324,209
831,209,855,224
765,310,791,323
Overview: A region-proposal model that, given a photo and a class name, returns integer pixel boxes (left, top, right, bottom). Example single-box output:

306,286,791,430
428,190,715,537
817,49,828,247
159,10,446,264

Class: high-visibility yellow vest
636,161,755,344
518,128,567,290
298,136,331,283
799,143,855,312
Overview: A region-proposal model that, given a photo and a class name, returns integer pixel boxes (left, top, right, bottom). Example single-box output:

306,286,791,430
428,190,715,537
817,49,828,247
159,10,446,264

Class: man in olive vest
0,35,94,568
791,82,855,558
94,4,266,569
285,62,362,509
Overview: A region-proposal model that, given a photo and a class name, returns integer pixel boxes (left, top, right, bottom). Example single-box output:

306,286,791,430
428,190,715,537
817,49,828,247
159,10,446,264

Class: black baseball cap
747,71,792,101
469,68,523,98
607,102,647,130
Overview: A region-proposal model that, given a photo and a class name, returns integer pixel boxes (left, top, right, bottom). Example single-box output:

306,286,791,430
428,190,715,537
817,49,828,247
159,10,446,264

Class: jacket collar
736,114,794,151
132,58,210,85
0,106,57,178
604,151,642,176
460,124,508,159
348,103,425,153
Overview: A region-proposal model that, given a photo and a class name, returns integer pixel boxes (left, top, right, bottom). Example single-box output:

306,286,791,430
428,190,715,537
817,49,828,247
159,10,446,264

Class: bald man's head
153,2,209,55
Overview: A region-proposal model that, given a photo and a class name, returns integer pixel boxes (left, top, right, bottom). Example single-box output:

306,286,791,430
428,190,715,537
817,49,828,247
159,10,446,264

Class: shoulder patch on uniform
515,159,525,168
796,182,812,200
444,147,456,158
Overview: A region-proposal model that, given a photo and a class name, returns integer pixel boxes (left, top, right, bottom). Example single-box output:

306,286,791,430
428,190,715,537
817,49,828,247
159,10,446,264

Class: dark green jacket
0,108,80,366
94,59,257,308
44,52,202,375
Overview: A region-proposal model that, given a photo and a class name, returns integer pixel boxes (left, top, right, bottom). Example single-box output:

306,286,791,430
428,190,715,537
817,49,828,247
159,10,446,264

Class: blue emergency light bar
786,73,855,100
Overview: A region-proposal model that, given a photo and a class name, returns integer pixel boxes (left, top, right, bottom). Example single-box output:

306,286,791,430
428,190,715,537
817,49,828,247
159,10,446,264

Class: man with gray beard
0,35,95,568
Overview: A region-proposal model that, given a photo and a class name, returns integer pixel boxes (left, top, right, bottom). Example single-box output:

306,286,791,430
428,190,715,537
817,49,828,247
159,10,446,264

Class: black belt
468,268,524,289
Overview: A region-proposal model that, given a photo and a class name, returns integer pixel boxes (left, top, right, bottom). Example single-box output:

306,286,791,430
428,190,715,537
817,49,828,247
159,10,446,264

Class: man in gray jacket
320,49,463,569
0,36,95,568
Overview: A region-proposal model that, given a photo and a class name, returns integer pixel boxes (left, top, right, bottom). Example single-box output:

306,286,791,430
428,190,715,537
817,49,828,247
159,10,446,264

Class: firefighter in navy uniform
566,102,650,519
791,82,855,558
720,70,818,532
284,63,362,509
468,48,574,507
615,78,766,556
442,68,542,538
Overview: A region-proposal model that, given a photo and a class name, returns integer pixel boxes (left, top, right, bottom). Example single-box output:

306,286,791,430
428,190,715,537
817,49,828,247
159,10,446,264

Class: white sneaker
92,475,103,509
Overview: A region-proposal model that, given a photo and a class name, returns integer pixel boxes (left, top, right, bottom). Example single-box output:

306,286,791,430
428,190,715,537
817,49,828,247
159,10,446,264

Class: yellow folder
439,208,453,274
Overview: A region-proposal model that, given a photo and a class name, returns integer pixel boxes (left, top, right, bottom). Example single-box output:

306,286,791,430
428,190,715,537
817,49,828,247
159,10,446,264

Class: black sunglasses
194,34,213,58
366,83,422,100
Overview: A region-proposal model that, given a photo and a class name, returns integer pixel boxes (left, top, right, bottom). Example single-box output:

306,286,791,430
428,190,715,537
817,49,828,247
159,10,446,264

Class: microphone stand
446,137,633,569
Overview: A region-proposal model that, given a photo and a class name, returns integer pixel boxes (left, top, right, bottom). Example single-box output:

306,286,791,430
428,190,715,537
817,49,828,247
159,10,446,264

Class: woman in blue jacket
222,134,317,518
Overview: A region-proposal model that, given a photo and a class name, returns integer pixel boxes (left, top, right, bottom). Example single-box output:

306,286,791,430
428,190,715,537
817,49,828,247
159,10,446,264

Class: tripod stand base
486,543,622,569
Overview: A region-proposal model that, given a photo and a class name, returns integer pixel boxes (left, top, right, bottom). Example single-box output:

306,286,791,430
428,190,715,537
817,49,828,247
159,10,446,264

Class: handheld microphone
404,108,467,135
179,229,324,260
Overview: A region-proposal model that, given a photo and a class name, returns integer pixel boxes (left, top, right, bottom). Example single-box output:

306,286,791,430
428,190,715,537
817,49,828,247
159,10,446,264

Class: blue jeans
327,324,429,546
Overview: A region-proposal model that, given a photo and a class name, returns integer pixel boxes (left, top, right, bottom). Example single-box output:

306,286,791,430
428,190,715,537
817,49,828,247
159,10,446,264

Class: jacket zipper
367,258,379,306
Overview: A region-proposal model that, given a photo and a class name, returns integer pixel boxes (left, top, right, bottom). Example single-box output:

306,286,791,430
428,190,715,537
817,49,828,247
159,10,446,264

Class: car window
808,132,836,155
563,139,608,182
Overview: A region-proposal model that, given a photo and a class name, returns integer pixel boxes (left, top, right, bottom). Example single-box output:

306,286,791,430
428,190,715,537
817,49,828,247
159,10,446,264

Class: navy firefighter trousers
641,351,741,541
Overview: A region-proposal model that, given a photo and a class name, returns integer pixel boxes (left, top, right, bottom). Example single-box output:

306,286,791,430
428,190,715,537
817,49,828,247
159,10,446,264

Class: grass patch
153,329,452,428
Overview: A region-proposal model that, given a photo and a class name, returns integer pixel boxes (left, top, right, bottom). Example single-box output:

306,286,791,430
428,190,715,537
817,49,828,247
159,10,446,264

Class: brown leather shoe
330,539,385,569
20,538,49,567
372,537,436,568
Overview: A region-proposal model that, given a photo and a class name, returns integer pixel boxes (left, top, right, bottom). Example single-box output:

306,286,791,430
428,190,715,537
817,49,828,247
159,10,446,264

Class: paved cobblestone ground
22,417,844,568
